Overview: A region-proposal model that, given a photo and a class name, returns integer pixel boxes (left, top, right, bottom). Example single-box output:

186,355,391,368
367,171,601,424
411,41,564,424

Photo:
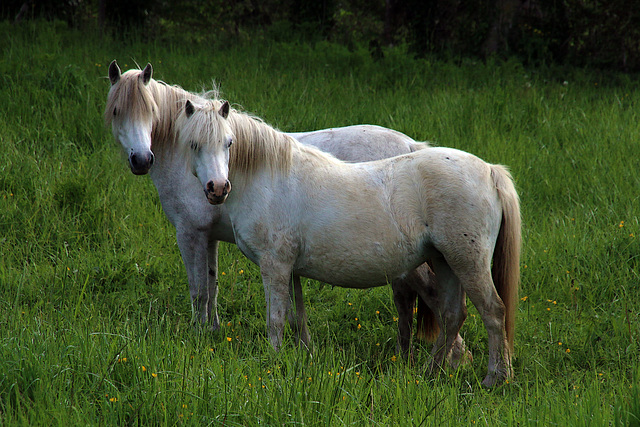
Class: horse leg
467,277,511,387
391,276,417,361
418,258,467,376
260,257,293,350
288,275,312,349
449,257,512,387
206,239,221,331
404,263,471,369
419,263,472,368
447,325,472,369
176,228,212,326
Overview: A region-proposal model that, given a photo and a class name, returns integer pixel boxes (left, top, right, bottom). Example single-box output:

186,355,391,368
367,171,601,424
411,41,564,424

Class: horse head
105,60,156,175
177,99,233,205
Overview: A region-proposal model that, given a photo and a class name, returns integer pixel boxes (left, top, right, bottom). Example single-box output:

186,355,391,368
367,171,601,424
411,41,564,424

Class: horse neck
225,109,344,188
227,110,296,178
228,110,283,146
231,112,342,162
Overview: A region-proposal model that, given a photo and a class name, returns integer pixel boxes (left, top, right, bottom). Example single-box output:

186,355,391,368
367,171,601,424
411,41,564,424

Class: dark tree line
5,0,640,71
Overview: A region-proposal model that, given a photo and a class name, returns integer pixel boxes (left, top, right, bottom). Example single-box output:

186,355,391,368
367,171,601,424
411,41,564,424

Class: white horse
176,99,521,387
104,61,471,362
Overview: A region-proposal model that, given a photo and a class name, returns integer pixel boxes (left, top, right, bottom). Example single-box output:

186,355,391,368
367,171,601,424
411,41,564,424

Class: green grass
1,20,640,425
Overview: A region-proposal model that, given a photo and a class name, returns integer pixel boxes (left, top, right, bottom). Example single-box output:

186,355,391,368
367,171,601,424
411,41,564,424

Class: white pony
104,61,470,362
176,99,521,387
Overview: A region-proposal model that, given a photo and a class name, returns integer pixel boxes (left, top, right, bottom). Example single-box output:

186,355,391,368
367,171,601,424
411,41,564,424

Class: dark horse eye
190,141,198,151
113,107,118,116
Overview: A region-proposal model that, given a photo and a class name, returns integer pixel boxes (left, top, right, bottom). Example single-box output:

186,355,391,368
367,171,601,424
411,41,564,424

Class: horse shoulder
230,178,303,260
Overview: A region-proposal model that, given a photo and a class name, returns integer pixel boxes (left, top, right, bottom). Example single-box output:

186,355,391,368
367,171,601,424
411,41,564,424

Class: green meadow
1,20,639,425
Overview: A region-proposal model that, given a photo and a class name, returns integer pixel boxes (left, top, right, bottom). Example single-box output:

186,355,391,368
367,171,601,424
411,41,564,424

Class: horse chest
150,161,227,235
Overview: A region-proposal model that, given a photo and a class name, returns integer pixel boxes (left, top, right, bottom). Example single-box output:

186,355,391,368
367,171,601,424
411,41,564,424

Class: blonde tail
490,165,522,350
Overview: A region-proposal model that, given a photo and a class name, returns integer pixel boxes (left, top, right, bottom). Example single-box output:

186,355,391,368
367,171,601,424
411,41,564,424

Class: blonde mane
104,68,215,152
227,108,295,177
106,69,331,179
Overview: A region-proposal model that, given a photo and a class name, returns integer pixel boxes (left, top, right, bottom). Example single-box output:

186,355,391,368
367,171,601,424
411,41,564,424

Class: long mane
226,108,295,177
104,68,215,152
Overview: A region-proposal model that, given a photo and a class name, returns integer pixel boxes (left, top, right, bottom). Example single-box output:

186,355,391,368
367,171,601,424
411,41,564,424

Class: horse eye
113,108,118,116
228,138,233,148
190,141,198,151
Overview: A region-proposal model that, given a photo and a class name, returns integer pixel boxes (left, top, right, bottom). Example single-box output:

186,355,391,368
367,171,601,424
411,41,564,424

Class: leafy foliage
3,1,640,69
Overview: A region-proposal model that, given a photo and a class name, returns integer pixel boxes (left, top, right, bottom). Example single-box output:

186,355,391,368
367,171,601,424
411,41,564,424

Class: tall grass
1,20,639,425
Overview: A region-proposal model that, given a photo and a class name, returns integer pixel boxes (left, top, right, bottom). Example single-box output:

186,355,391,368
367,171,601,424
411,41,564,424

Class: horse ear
185,100,195,118
108,60,121,85
141,63,153,85
219,101,230,119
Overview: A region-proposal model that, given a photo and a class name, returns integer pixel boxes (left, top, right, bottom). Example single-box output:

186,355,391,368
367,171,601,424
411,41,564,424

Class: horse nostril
129,151,154,175
206,180,231,198
130,152,153,169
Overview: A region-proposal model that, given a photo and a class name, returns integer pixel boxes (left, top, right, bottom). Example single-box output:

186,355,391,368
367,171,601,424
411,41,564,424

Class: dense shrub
2,1,639,70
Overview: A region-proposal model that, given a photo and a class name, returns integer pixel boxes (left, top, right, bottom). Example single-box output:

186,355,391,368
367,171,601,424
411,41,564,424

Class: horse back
291,125,424,162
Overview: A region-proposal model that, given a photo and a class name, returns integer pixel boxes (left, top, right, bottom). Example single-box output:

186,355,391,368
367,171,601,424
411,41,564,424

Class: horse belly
296,236,425,288
292,170,427,288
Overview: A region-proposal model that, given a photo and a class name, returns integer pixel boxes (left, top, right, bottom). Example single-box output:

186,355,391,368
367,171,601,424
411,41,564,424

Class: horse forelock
105,69,208,151
104,70,159,126
176,99,295,179
176,100,232,170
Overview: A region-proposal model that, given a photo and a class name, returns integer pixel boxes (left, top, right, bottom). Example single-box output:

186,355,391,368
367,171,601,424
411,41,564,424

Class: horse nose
205,179,231,198
129,151,154,175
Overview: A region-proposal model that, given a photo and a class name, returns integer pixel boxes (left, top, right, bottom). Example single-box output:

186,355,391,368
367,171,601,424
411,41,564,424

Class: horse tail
413,261,439,341
490,164,522,351
416,296,439,341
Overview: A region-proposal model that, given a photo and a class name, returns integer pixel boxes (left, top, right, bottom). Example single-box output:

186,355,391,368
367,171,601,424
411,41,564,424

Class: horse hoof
209,320,221,332
481,374,499,388
448,349,473,369
481,369,512,388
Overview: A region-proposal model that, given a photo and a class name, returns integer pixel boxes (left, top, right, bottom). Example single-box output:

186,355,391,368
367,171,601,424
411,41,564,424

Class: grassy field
1,20,639,425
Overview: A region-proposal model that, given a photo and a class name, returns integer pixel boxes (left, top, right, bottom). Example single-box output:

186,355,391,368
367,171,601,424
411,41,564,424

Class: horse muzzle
129,151,155,175
204,179,231,205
